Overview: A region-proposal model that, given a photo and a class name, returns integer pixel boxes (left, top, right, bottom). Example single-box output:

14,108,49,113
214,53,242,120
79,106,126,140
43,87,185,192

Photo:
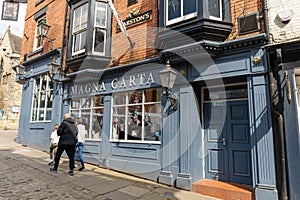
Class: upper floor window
208,0,222,20
31,75,53,122
93,1,107,54
72,3,88,56
166,0,197,25
33,16,46,50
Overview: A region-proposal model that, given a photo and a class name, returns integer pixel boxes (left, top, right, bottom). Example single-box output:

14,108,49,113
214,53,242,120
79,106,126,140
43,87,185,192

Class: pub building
14,0,279,199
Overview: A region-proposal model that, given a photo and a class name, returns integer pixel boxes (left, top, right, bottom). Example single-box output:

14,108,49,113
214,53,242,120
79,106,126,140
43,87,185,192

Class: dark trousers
54,144,76,171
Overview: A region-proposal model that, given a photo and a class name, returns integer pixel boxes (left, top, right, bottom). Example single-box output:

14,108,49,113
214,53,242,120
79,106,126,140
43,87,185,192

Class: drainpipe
267,48,289,200
263,0,288,198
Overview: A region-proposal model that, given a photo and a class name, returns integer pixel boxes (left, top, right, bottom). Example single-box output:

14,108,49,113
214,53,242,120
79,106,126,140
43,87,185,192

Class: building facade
16,0,280,199
0,27,22,129
265,0,300,199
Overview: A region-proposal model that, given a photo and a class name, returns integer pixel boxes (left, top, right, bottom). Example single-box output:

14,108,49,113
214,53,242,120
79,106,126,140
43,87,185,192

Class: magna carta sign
117,10,152,30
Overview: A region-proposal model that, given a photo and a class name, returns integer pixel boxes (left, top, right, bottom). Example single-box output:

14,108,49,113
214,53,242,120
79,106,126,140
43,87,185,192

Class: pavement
0,130,219,200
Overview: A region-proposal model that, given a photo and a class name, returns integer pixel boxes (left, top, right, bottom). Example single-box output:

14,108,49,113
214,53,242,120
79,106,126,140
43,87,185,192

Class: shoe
78,166,85,171
50,168,57,173
68,170,74,176
48,160,54,166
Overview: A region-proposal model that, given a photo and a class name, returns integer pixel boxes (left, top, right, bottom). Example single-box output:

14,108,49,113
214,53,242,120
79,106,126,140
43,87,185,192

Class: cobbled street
0,130,217,200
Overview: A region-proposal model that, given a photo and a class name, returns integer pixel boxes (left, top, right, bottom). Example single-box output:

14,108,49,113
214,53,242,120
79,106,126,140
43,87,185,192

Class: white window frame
111,89,162,144
72,3,88,56
208,0,223,20
92,1,107,55
33,17,45,51
166,0,197,26
30,75,53,122
70,96,104,141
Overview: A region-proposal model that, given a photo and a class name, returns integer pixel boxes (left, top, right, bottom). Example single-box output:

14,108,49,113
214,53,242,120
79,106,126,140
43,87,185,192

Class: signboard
117,10,152,30
1,1,19,21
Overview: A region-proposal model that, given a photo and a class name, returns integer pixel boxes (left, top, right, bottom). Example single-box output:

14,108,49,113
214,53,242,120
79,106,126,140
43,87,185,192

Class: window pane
183,0,196,15
209,0,221,18
95,3,106,27
74,33,80,52
94,28,104,52
80,31,87,51
94,96,104,107
81,98,91,108
145,88,161,102
74,7,81,31
129,91,142,104
81,3,88,28
113,92,126,105
71,99,80,109
112,115,125,140
81,109,91,133
91,108,103,139
70,110,79,119
168,0,181,20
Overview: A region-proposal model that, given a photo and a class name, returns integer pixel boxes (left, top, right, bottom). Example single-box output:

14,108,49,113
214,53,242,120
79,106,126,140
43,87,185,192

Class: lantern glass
16,65,26,75
159,61,177,89
37,19,50,37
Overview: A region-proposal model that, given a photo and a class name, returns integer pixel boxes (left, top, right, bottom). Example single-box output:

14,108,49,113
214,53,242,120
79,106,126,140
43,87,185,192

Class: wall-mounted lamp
37,18,50,38
159,60,178,110
48,57,63,82
15,64,28,84
37,18,56,48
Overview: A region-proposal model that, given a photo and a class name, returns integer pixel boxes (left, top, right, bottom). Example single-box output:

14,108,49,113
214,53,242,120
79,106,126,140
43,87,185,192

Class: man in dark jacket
50,113,78,175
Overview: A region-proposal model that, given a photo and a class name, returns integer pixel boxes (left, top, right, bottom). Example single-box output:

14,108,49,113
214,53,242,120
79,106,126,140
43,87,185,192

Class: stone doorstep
192,179,254,200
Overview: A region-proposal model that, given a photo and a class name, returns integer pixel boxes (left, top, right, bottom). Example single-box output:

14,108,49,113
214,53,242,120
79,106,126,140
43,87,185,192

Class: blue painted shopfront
16,35,278,199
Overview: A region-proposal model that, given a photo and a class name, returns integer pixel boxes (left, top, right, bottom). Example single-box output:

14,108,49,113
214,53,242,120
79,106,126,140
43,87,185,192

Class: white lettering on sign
70,72,155,95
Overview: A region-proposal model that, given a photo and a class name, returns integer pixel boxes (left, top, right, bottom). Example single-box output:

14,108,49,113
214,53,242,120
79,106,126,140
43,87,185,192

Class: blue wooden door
204,100,252,185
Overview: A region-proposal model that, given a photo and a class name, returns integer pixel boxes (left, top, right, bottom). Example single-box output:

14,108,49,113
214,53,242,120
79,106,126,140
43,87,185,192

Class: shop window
70,96,104,140
93,1,107,54
166,0,197,25
31,75,53,122
111,88,162,143
72,3,88,56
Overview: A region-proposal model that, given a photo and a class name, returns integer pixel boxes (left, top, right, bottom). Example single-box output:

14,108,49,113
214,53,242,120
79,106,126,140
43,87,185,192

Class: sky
0,0,27,38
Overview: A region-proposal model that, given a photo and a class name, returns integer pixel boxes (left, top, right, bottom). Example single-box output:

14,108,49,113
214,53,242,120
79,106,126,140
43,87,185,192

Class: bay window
208,0,222,20
31,75,53,122
93,1,107,54
166,0,197,25
72,3,88,56
111,88,162,143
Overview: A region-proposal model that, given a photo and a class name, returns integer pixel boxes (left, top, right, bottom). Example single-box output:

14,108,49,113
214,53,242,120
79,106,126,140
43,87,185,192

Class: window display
111,88,162,142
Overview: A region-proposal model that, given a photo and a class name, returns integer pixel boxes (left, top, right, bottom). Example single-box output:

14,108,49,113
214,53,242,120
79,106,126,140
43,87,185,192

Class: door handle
222,138,226,146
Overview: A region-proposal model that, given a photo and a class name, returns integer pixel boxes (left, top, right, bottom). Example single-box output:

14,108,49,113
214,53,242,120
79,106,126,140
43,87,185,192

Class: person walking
48,124,60,165
50,113,78,176
75,118,86,171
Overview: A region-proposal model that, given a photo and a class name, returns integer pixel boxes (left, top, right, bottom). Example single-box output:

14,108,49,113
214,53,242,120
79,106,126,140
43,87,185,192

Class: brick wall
110,0,158,66
228,0,265,41
266,0,300,44
21,0,66,61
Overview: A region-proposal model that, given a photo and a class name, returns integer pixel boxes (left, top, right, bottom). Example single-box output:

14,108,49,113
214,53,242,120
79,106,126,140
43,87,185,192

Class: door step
192,179,254,200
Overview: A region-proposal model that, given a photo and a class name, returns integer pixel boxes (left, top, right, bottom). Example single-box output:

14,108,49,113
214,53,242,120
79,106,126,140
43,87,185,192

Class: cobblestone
0,130,219,200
